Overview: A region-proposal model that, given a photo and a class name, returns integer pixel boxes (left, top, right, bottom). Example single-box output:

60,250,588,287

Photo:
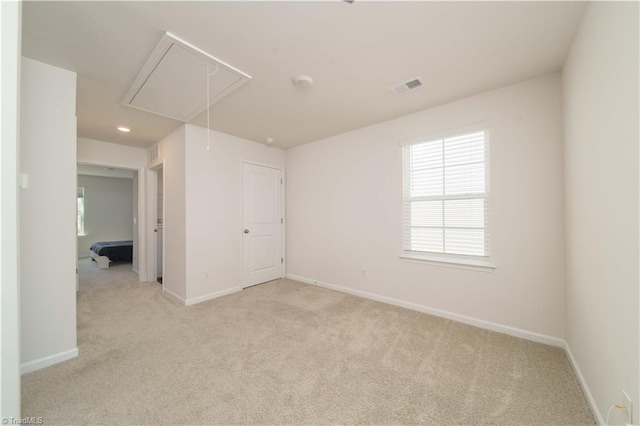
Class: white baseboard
564,342,604,425
163,286,242,306
185,287,242,306
162,287,186,304
285,273,565,348
21,347,79,375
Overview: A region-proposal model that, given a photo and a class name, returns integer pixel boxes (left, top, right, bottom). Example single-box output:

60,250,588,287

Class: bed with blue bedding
90,240,133,268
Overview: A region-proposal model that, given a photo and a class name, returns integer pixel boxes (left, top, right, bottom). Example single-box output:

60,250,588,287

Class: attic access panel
122,32,251,122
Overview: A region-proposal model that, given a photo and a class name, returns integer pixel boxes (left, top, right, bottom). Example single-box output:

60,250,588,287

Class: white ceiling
22,1,586,150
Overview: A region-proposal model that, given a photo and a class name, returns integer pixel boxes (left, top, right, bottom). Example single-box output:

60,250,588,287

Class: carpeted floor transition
22,260,595,425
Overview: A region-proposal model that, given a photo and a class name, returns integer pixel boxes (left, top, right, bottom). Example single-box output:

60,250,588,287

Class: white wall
0,0,22,417
183,124,286,304
20,57,77,372
562,2,639,424
77,137,147,280
154,126,186,300
77,175,133,258
77,137,147,170
286,74,566,342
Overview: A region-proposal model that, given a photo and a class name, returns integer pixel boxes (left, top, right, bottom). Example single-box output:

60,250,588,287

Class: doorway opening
156,167,163,284
147,163,164,287
76,163,139,292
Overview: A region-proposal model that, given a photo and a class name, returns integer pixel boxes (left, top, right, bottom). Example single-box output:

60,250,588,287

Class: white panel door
242,163,283,288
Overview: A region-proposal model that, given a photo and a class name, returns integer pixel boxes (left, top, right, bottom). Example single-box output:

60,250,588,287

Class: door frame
240,159,286,288
76,161,146,282
146,161,164,289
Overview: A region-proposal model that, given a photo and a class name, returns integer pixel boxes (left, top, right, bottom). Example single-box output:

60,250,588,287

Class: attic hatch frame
121,32,252,122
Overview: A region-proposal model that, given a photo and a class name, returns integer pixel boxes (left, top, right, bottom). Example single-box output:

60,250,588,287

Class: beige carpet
22,259,595,425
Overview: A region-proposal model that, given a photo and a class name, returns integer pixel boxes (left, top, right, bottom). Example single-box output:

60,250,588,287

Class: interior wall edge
162,287,187,306
0,0,23,418
20,348,78,376
184,286,242,306
564,342,605,425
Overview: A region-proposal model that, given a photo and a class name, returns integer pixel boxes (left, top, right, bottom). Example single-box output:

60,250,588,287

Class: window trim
400,125,493,270
399,251,495,271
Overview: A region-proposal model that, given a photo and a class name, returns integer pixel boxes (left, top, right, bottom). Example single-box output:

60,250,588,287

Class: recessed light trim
292,75,313,89
117,126,131,133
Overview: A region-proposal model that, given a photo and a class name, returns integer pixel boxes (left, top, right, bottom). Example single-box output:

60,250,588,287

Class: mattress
90,240,133,262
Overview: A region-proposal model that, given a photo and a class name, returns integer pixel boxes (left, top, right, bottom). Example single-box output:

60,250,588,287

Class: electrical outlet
362,268,368,278
622,391,632,424
204,272,209,279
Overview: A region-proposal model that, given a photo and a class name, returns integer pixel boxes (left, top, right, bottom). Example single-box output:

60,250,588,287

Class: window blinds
402,130,489,258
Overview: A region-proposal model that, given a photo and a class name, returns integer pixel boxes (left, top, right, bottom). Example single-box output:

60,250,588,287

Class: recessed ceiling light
117,126,131,133
265,137,275,145
292,75,313,89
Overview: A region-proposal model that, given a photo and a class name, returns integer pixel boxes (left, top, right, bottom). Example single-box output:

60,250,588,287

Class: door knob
244,229,250,234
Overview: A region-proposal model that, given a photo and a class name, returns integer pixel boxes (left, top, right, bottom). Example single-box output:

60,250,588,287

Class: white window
77,187,85,236
402,130,492,268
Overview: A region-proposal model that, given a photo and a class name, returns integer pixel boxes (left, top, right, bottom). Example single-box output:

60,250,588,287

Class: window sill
399,252,495,272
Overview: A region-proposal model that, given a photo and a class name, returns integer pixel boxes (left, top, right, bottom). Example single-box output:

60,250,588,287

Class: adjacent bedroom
76,164,139,290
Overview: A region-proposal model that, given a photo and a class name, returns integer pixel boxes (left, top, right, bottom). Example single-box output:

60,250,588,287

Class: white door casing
242,162,283,288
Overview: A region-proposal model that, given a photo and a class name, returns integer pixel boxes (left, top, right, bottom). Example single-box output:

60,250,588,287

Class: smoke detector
292,75,313,89
390,77,424,95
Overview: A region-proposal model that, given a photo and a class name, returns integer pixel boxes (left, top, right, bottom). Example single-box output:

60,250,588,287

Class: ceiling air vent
122,32,252,122
390,77,424,96
148,144,159,164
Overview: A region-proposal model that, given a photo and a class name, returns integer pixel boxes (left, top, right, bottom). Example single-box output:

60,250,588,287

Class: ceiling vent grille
122,32,252,122
148,144,159,164
390,77,424,95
